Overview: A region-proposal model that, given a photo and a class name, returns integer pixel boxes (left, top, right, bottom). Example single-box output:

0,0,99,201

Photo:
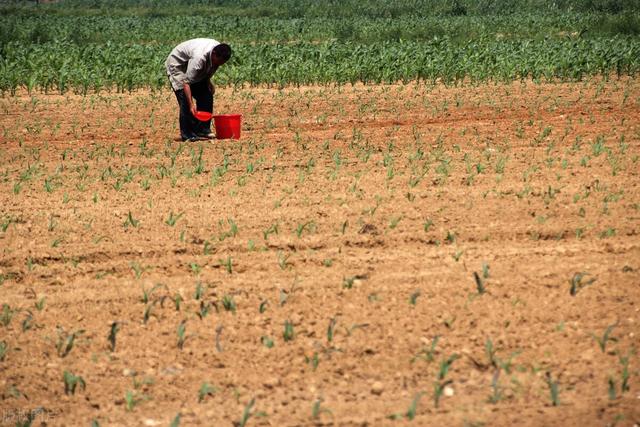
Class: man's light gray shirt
165,38,220,91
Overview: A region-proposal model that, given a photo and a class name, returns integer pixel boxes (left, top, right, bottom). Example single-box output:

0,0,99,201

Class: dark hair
213,43,232,61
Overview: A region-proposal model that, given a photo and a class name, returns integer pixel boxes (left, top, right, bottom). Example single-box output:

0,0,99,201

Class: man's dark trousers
173,79,213,141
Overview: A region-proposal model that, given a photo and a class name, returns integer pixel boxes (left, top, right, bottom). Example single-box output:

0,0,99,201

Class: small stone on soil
371,381,384,395
264,377,281,389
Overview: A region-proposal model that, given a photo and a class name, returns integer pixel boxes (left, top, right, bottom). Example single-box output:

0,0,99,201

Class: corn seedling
177,320,187,349
482,263,490,278
263,223,279,240
56,328,84,358
327,317,337,343
569,272,596,296
619,352,630,393
130,262,148,279
198,382,216,403
488,369,503,403
174,293,183,311
220,256,233,274
283,320,295,342
312,398,332,419
21,311,34,332
194,282,205,300
123,211,139,228
215,325,224,352
190,262,202,275
196,301,212,320
141,283,165,304
592,322,617,353
5,385,22,401
599,227,616,238
277,251,291,270
608,377,617,400
438,354,458,380
389,392,424,421
1,303,16,327
388,216,402,229
443,315,456,329
295,221,315,238
344,323,369,336
497,350,521,374
124,390,142,411
364,196,381,217
343,276,356,289
409,290,421,305
218,218,238,241
170,413,181,427
222,295,237,313
108,321,120,352
50,235,65,248
411,336,439,364
279,289,289,306
433,379,453,408
0,216,12,232
445,231,456,244
0,340,7,361
305,351,320,370
63,371,86,395
485,339,498,368
545,372,560,406
14,408,42,427
261,336,274,348
237,398,265,427
259,300,268,313
140,178,150,190
473,272,486,294
143,300,158,324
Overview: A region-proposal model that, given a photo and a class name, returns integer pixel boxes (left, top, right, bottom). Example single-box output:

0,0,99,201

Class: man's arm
184,56,206,116
183,83,197,116
208,64,219,94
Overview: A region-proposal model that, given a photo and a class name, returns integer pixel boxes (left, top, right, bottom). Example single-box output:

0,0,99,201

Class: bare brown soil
1,78,639,426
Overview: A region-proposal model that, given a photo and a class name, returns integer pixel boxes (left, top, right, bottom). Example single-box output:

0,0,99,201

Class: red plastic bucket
213,114,242,139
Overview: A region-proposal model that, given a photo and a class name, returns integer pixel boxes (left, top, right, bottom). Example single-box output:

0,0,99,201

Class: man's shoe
182,135,205,142
196,132,215,140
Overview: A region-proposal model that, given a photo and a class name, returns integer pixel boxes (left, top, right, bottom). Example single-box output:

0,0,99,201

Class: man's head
212,43,232,66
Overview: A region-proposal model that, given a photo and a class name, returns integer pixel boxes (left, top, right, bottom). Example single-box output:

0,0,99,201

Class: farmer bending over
166,39,232,141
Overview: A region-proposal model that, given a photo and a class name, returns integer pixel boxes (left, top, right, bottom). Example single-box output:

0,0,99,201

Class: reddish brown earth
0,78,639,426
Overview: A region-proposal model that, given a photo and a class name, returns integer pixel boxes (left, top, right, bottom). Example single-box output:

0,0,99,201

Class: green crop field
1,0,639,93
